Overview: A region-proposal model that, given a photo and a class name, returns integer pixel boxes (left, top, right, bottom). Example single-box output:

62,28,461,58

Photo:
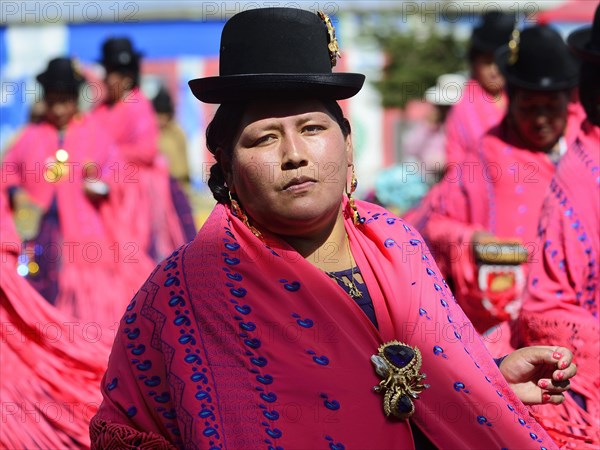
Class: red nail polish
539,380,549,389
553,352,563,359
556,372,564,381
542,393,551,403
560,361,568,369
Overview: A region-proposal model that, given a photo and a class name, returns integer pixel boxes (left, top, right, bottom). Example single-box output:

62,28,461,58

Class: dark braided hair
205,100,351,204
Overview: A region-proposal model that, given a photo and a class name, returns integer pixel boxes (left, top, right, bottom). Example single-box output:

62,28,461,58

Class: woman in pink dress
0,188,110,449
513,8,600,447
91,9,577,449
2,58,153,334
410,26,582,347
91,38,195,262
444,11,514,166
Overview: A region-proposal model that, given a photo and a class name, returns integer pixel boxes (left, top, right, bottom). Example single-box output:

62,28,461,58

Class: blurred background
1,0,595,225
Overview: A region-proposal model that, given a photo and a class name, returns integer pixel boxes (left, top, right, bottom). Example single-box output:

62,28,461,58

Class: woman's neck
121,87,133,100
106,88,133,106
281,210,352,272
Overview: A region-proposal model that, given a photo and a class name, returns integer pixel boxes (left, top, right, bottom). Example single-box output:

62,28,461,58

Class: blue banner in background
67,20,225,61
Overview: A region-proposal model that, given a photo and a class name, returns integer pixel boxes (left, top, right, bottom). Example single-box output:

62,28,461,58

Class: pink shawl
444,79,507,165
1,190,110,449
407,110,583,346
91,89,186,260
2,116,153,332
90,200,556,449
515,121,600,448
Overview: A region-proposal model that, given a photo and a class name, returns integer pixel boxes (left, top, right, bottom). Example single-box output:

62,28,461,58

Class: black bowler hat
188,8,365,104
470,11,516,53
36,57,84,93
496,25,579,91
567,4,600,63
100,37,142,72
152,85,174,114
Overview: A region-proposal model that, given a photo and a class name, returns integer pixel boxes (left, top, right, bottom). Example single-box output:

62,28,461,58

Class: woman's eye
253,135,276,146
303,125,324,134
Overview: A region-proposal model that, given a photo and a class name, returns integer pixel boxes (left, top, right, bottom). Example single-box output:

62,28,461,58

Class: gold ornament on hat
508,28,521,65
318,11,341,67
371,340,429,420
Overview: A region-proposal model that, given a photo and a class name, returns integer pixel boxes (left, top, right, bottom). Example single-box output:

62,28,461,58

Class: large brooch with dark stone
371,341,429,419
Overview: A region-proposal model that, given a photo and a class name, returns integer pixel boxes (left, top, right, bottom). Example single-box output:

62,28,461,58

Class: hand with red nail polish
555,371,564,381
497,345,576,405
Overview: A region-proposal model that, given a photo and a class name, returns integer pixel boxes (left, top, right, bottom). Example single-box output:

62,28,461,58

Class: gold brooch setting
371,340,429,420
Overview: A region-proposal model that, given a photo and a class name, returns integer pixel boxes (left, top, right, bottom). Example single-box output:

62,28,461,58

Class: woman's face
472,53,505,95
222,99,352,237
44,92,78,129
104,71,132,103
509,89,569,151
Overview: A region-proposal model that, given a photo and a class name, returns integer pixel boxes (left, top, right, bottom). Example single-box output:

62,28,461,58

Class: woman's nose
281,133,308,169
51,103,65,117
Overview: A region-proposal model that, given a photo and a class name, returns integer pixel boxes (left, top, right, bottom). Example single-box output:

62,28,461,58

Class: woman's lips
283,176,316,192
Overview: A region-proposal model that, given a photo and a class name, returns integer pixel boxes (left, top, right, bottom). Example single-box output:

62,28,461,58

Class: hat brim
188,73,366,104
424,87,462,106
98,51,143,68
496,47,579,91
36,73,84,91
568,28,600,63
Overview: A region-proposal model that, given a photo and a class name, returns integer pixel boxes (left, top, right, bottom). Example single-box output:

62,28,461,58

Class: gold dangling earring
347,165,363,225
228,190,264,241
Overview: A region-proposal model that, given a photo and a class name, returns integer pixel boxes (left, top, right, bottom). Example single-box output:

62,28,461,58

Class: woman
411,26,582,344
91,9,576,449
152,85,191,192
2,57,151,333
91,37,196,261
0,188,109,449
443,11,514,166
514,7,600,448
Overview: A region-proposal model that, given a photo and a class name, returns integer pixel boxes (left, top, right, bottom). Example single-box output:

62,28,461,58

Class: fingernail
539,380,549,389
560,360,568,369
542,393,551,403
553,352,563,359
556,371,564,381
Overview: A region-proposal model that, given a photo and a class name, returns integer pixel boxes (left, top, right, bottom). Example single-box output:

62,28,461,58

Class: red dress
407,109,583,351
0,189,110,449
90,200,557,449
2,115,154,331
515,120,600,448
444,79,507,165
91,88,189,261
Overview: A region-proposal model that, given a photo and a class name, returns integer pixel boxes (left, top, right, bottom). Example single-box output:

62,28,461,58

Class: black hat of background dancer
100,37,142,72
567,3,600,63
470,11,516,53
496,25,579,91
152,85,174,114
36,57,84,93
188,8,365,104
